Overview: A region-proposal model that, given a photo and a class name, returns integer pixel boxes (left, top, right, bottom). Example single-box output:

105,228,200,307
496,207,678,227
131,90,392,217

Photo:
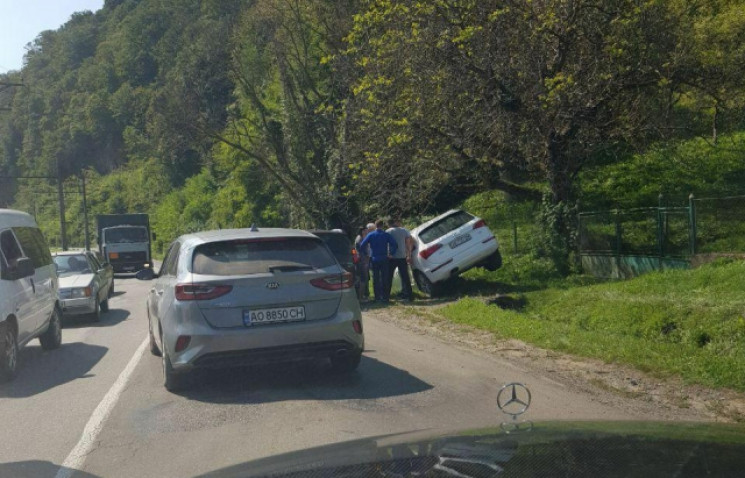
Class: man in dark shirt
359,219,398,302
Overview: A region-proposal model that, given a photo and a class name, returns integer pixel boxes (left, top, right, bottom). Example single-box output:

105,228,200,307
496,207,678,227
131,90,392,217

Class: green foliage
582,132,745,209
2,0,745,259
441,259,745,391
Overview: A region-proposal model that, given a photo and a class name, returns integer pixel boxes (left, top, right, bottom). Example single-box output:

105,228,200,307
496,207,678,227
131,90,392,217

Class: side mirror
135,268,156,281
10,258,35,280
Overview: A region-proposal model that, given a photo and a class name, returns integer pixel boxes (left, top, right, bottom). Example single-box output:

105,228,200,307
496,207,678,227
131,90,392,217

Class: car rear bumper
422,241,499,284
164,306,364,372
192,340,361,369
60,297,96,315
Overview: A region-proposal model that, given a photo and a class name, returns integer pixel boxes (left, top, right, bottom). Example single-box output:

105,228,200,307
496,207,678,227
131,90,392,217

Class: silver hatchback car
137,228,364,391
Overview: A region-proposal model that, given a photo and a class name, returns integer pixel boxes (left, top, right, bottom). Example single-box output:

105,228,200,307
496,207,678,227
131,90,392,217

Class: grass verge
437,258,745,391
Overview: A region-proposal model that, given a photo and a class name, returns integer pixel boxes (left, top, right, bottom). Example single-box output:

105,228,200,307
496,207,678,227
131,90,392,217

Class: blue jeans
370,259,390,301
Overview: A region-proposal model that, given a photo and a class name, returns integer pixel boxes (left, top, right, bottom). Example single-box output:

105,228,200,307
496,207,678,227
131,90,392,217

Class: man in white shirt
386,218,414,301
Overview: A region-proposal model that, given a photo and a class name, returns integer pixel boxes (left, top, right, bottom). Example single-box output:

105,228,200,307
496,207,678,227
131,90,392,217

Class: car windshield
418,211,475,244
53,254,91,275
104,227,148,244
3,1,745,477
192,238,336,275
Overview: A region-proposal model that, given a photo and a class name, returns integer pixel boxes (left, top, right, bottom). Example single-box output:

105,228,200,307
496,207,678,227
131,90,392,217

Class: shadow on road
110,290,127,298
0,342,107,398
62,309,130,329
0,461,101,478
177,355,433,404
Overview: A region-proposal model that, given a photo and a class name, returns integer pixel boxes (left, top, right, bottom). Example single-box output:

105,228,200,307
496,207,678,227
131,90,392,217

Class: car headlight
68,287,93,299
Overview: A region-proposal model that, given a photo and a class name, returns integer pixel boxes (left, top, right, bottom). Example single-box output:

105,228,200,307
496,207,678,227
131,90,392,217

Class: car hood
58,273,95,289
198,421,745,478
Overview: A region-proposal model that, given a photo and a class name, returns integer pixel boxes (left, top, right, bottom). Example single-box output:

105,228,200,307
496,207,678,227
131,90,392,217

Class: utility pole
56,161,67,251
81,173,90,250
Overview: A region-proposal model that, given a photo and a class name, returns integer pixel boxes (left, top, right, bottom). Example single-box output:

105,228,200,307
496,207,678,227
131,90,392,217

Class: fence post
576,206,583,272
688,193,697,256
614,209,622,278
657,194,664,269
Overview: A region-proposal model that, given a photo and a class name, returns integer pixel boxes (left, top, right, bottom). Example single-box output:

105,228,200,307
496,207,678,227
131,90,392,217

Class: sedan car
53,250,114,322
136,228,365,392
410,209,502,297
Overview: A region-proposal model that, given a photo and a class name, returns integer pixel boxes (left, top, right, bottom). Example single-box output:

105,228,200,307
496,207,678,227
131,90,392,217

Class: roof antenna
250,223,259,232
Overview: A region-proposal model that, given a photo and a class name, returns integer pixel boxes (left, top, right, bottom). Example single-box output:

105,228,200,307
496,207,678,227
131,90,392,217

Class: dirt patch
364,302,745,423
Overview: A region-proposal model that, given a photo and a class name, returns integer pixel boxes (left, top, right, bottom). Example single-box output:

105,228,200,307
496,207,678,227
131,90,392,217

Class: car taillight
174,335,191,352
351,248,359,264
310,272,354,290
473,219,487,230
419,243,442,260
175,283,232,301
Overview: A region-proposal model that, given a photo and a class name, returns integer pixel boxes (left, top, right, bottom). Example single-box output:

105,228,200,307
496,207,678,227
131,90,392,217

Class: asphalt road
0,276,653,478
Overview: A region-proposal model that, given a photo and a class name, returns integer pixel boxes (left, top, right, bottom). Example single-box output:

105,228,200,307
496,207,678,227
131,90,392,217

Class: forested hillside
1,0,744,266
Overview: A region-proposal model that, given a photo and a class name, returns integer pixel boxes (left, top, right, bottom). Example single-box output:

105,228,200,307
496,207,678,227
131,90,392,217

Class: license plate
449,233,472,249
243,306,306,326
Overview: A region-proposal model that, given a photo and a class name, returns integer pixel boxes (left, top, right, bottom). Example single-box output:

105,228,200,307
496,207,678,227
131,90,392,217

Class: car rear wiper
268,265,314,273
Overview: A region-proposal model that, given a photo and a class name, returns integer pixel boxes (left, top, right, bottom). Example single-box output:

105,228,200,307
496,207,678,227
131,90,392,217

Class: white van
0,209,61,381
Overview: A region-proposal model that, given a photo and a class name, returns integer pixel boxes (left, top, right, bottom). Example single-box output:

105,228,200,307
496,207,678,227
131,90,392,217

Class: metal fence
578,194,745,278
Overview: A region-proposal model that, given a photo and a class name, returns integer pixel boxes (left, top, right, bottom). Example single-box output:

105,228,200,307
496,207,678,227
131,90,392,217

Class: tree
347,0,745,269
193,0,363,229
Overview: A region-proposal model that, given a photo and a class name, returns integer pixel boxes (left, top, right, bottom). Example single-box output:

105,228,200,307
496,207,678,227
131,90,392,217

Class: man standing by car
359,220,397,302
386,218,414,301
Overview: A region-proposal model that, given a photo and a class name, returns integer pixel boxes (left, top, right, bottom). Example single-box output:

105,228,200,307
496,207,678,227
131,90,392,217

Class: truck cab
97,214,154,273
101,225,150,272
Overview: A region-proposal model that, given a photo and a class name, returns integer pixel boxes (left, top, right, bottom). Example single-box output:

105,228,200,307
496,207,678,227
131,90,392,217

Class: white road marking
55,336,149,478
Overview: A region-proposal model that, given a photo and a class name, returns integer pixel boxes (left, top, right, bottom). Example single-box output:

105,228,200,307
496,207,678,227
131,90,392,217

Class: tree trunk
544,132,575,275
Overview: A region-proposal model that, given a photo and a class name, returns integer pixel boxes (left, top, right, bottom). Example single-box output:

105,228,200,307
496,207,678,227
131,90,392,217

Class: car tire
414,270,439,298
149,320,161,357
0,323,18,383
484,249,503,272
100,297,110,313
91,300,101,322
108,281,114,298
330,350,362,374
39,308,62,350
161,332,186,392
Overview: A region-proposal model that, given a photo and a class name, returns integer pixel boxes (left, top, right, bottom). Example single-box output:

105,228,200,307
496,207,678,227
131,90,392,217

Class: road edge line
55,336,149,478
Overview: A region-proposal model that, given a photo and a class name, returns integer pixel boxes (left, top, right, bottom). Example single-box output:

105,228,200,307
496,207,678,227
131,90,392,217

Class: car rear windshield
314,233,353,264
54,254,92,275
192,238,337,275
418,210,475,244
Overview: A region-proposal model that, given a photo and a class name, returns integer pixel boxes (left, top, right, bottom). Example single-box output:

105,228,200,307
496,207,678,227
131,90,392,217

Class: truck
96,214,155,273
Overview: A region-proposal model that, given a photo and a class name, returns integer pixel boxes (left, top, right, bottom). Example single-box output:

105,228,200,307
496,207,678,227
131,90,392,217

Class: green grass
437,258,745,391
